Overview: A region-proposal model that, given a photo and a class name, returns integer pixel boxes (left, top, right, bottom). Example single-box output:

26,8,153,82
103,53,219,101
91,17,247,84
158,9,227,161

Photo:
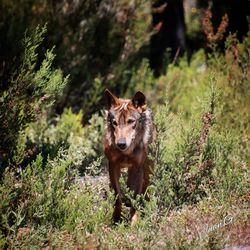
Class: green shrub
157,34,250,161
27,108,104,174
150,80,249,211
0,25,68,171
0,151,112,249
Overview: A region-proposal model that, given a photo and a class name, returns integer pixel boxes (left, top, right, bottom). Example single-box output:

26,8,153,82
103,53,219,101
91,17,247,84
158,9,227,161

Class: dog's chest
120,158,133,169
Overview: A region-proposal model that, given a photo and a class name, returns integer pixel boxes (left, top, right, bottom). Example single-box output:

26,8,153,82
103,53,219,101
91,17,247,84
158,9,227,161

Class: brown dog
103,89,155,224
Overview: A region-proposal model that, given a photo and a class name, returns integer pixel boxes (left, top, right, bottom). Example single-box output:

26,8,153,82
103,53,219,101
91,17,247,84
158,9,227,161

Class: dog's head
104,89,147,152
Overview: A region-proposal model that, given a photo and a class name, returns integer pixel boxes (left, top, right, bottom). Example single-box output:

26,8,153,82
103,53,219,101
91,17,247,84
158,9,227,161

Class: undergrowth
0,24,249,249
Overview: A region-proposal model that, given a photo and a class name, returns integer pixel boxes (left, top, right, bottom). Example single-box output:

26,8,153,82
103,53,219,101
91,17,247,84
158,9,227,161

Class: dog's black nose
117,139,127,150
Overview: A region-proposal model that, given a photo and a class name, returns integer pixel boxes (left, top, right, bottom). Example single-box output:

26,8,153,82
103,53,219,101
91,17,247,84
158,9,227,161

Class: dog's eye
112,120,118,126
127,119,135,124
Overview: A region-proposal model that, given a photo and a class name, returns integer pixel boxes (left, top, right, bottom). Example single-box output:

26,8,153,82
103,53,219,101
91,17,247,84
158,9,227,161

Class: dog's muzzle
117,138,127,150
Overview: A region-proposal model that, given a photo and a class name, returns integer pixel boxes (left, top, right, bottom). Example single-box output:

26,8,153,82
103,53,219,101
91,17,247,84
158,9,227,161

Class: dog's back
103,89,155,224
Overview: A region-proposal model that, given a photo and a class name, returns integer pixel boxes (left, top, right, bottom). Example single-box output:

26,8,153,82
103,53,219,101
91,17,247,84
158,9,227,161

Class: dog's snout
117,139,127,150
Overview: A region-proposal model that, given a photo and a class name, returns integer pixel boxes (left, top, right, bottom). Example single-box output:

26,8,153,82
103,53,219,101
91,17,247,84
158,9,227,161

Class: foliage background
0,0,249,249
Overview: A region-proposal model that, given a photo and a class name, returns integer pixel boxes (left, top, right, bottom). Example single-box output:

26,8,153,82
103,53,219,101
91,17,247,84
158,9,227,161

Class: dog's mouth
117,143,131,151
117,144,127,151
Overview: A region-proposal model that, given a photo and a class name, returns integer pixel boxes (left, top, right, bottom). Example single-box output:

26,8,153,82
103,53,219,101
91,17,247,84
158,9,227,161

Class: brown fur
103,89,155,224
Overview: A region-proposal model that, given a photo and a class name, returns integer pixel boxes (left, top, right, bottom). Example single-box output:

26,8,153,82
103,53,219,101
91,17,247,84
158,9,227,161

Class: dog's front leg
108,162,122,223
142,158,153,200
127,165,144,225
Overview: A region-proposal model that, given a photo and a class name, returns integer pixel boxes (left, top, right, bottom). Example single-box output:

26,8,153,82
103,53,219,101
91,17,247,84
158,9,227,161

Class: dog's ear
132,91,147,110
104,89,119,109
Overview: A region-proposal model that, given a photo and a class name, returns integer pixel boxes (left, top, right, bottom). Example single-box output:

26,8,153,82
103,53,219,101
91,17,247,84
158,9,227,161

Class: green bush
27,108,104,174
157,34,250,160
0,25,68,171
149,76,249,211
0,152,113,249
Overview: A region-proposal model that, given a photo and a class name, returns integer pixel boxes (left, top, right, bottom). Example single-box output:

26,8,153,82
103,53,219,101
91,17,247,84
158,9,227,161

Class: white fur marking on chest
120,162,133,169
